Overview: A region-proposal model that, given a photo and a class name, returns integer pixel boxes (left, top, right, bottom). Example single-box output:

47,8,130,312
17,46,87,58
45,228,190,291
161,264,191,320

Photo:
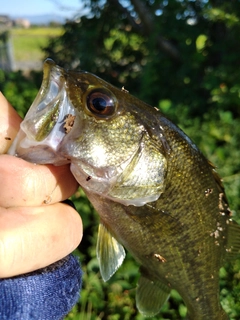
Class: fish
8,58,240,320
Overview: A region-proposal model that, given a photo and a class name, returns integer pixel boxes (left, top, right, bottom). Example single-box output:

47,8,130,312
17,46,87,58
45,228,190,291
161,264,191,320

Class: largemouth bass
8,59,240,319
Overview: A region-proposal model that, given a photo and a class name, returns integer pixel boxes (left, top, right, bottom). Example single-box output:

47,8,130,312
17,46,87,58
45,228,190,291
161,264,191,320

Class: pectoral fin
97,222,125,282
136,271,170,317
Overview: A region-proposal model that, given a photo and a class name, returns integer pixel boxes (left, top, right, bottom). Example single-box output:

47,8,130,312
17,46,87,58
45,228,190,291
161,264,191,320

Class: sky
1,0,84,19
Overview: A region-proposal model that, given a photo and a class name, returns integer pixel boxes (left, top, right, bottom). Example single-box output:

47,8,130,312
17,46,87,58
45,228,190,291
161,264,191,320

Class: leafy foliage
0,69,41,118
2,0,240,319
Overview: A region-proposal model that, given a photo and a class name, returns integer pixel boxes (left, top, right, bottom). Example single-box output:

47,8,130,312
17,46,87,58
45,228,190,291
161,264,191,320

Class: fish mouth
35,58,66,113
8,59,76,164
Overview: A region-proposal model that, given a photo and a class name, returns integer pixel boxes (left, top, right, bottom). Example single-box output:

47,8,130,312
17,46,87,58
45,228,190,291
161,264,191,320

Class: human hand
0,92,83,278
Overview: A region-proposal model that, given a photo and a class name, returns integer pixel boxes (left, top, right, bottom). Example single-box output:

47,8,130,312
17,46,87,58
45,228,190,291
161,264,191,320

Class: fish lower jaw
70,162,118,195
70,162,161,206
112,193,160,206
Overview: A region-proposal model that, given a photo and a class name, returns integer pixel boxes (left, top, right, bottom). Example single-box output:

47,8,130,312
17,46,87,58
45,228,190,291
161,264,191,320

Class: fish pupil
92,97,107,112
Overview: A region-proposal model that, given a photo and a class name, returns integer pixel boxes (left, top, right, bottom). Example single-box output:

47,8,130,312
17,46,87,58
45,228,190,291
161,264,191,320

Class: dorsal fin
209,160,231,216
224,220,240,261
96,222,125,282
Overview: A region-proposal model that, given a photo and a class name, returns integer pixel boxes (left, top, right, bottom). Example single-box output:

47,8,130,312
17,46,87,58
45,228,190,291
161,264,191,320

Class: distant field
10,27,63,69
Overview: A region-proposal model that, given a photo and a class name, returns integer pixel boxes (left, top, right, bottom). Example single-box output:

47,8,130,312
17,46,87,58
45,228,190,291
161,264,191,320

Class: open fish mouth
8,59,77,165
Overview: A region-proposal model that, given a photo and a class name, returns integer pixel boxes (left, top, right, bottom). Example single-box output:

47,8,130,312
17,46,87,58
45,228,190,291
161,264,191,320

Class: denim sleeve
0,254,82,320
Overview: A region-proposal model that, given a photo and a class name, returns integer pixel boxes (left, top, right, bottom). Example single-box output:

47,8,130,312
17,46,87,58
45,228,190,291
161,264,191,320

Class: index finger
0,155,79,207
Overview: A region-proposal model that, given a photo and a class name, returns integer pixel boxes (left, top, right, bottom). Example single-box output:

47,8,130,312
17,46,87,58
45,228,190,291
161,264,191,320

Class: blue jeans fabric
0,254,82,319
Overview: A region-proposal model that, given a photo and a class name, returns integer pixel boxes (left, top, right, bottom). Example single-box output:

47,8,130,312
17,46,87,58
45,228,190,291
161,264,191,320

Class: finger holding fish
0,155,78,208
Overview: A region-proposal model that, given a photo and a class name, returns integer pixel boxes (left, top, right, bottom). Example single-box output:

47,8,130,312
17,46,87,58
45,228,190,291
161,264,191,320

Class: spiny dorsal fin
136,271,170,317
224,220,240,261
96,222,125,282
208,160,230,211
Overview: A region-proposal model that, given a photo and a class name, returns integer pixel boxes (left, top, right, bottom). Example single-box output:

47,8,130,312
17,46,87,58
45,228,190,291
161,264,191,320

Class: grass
10,27,63,62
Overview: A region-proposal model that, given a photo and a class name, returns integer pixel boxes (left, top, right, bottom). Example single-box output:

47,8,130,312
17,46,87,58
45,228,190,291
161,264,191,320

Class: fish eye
86,88,117,118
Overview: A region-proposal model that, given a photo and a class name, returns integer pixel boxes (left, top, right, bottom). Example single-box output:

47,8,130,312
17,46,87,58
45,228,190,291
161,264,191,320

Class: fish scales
84,116,227,319
8,59,240,320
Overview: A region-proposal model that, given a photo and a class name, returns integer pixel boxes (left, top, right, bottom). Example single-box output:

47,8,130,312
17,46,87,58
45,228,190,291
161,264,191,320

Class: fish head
9,59,169,206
